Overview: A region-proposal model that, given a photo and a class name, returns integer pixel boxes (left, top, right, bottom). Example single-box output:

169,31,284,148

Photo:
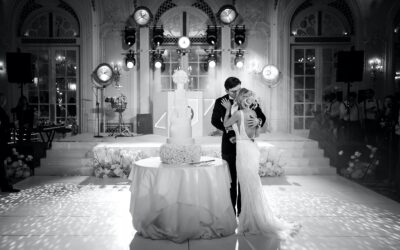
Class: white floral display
172,69,189,85
88,148,148,178
4,148,33,179
258,147,285,177
160,144,201,164
339,145,379,180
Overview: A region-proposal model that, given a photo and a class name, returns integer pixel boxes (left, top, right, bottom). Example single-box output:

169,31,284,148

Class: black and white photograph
1,0,400,249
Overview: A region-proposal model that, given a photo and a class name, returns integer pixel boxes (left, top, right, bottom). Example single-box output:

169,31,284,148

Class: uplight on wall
368,57,383,80
0,61,4,74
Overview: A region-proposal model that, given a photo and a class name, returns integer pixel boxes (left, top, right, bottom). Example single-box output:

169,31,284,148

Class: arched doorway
289,1,354,136
18,2,80,128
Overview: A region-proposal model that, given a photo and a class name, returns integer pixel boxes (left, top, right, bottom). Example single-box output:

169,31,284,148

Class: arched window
291,8,350,37
21,10,79,38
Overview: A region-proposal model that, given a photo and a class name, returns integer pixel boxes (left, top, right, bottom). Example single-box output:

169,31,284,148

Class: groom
211,77,266,216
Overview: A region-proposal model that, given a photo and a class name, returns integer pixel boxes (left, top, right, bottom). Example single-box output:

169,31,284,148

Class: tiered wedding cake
159,69,201,164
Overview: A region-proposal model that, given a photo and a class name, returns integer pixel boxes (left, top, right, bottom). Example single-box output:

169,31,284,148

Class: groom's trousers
222,153,241,216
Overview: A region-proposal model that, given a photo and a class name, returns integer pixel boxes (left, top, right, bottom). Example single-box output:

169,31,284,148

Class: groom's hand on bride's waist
248,115,262,128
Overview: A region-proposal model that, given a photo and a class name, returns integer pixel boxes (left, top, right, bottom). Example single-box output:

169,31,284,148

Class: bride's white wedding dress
233,111,300,239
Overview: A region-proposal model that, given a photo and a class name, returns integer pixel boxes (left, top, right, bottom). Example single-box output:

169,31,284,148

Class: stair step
35,166,94,176
40,158,91,167
284,166,336,175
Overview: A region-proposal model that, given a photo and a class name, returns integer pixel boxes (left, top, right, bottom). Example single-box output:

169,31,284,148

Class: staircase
34,133,336,176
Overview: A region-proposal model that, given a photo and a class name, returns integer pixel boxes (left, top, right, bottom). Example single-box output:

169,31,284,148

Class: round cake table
128,156,236,243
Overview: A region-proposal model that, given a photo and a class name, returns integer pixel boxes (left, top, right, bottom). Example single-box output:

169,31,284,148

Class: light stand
94,87,103,138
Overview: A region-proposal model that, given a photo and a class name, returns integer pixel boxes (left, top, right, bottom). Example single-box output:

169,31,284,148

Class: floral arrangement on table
4,148,33,180
88,148,148,178
105,94,127,112
339,145,379,180
258,148,285,177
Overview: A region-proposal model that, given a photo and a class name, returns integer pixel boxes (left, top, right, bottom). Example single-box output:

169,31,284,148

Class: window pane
198,77,208,90
305,63,315,75
39,105,49,117
305,77,315,89
161,77,170,90
305,90,315,102
294,63,304,75
55,50,66,76
66,50,77,76
294,77,303,89
56,78,66,90
294,117,304,129
305,117,313,129
161,63,171,76
29,92,39,104
56,105,66,117
294,90,304,102
67,105,76,117
294,50,304,62
39,91,49,103
189,62,199,75
67,91,76,103
294,104,304,116
305,104,314,116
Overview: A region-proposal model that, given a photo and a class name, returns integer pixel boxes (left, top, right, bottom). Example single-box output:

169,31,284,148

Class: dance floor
1,175,400,250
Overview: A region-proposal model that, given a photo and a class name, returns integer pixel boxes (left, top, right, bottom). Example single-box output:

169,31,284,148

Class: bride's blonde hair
236,88,255,109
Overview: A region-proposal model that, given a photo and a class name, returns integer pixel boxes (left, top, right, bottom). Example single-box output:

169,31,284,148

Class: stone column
220,26,231,96
139,27,150,113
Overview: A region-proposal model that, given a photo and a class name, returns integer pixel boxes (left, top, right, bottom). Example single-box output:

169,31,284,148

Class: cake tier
166,137,194,144
160,143,201,164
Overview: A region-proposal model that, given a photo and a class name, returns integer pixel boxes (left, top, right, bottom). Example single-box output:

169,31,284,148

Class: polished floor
1,175,400,250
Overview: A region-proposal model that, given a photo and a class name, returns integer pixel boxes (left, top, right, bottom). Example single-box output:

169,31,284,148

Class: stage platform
34,133,336,176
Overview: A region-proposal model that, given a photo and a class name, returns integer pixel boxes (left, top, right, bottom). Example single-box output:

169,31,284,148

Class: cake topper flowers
172,69,190,85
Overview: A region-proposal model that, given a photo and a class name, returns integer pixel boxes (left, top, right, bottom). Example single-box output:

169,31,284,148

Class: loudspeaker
336,50,364,82
137,113,153,134
6,52,34,83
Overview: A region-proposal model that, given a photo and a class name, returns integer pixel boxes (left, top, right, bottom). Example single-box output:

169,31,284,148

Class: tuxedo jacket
211,94,266,156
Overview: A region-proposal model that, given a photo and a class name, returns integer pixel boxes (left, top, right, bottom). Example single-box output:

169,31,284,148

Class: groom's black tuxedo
211,94,266,155
211,94,266,215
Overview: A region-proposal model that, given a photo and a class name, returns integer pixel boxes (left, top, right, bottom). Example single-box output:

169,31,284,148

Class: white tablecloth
129,156,236,242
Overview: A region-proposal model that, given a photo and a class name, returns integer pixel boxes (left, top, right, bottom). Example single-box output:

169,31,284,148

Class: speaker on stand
91,63,115,138
336,50,364,99
6,51,34,97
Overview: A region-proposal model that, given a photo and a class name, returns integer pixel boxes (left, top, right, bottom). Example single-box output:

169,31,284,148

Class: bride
221,88,300,239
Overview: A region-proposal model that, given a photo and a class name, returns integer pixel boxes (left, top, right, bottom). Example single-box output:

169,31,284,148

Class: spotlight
152,26,164,47
125,50,136,69
206,26,217,46
124,27,136,47
234,50,244,68
218,5,238,25
234,26,246,46
207,53,216,68
153,50,164,69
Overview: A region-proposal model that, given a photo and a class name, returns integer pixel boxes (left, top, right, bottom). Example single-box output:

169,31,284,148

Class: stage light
206,26,217,45
207,53,216,68
153,50,164,69
234,26,246,46
218,5,238,25
124,27,136,47
125,50,136,69
152,26,164,47
234,50,244,68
